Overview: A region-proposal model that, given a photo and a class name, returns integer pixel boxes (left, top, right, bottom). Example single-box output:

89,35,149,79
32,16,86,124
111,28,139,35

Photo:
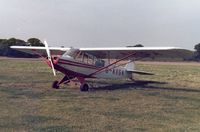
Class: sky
0,0,200,50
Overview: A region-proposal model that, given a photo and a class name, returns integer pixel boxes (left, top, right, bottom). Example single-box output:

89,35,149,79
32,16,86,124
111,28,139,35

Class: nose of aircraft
52,56,60,65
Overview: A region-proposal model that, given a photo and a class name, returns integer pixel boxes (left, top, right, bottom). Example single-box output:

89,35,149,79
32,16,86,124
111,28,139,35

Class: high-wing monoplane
11,41,179,91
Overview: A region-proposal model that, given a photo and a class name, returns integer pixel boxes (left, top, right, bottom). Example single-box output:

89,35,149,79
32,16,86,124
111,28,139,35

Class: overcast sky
0,0,200,50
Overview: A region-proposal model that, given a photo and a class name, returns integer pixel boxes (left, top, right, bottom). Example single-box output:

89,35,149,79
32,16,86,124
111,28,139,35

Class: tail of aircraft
125,60,135,71
125,61,154,75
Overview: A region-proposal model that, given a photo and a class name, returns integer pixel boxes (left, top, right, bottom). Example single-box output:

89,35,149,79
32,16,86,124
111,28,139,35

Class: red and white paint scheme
11,41,179,91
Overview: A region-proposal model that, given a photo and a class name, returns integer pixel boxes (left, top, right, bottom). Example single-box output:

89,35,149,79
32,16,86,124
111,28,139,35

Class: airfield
0,58,200,131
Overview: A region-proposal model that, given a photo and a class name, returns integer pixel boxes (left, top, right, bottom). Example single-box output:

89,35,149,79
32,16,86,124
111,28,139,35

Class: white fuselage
57,56,132,79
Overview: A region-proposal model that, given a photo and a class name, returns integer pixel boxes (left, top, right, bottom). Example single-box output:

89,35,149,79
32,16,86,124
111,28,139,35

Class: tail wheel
80,83,89,92
52,81,59,89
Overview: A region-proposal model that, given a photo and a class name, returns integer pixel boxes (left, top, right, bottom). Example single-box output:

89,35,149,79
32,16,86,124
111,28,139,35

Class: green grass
0,59,200,131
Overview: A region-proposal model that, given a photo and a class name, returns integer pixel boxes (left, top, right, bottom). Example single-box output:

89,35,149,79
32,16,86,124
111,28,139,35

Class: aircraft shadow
90,80,200,93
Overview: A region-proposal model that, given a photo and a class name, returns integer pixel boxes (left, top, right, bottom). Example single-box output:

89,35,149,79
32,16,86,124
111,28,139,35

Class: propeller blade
44,40,56,76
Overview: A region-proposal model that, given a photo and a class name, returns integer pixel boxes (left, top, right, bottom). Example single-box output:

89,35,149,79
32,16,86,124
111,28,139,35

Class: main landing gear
52,75,73,89
52,81,60,89
80,83,89,92
52,76,90,92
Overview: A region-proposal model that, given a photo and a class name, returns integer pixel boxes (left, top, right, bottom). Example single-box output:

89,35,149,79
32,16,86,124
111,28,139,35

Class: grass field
0,58,200,131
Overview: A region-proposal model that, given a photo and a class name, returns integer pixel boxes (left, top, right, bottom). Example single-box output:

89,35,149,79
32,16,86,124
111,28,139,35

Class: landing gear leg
52,75,73,89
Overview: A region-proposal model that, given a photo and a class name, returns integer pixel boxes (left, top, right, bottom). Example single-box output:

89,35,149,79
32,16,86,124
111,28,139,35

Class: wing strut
88,52,136,77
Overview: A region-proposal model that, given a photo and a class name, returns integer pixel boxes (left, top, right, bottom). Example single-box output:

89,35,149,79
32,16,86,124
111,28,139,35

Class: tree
27,38,44,46
0,39,7,43
194,43,200,60
0,38,26,56
133,44,144,47
127,44,144,47
195,43,200,53
0,38,34,57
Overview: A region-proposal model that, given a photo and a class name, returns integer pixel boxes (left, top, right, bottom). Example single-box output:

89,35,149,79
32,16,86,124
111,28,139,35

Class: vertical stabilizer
125,61,135,71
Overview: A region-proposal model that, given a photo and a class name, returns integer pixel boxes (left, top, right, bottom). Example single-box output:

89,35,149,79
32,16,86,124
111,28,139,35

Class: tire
52,81,59,89
80,83,89,92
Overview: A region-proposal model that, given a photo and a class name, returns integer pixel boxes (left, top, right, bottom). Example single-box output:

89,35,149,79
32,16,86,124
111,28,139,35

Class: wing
79,47,181,59
11,46,183,59
10,46,70,56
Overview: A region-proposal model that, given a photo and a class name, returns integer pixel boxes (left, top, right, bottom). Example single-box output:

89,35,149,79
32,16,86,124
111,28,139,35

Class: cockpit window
63,48,105,67
95,59,105,67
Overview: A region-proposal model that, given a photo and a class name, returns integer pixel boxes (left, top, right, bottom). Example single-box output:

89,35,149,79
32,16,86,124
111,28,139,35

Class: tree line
0,38,44,57
0,38,200,61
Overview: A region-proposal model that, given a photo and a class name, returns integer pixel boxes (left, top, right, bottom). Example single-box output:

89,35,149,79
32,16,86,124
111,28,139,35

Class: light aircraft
11,41,179,91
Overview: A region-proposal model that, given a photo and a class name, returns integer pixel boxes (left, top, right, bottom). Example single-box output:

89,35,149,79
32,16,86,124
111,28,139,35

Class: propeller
44,40,56,76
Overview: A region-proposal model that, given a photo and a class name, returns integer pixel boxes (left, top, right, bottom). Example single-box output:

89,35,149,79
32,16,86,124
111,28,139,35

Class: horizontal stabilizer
127,69,154,75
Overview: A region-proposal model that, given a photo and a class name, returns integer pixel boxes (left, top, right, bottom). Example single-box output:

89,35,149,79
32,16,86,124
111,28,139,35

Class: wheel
80,83,89,92
52,81,59,89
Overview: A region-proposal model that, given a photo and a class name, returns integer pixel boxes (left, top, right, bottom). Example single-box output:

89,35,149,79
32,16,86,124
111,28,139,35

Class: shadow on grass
90,80,200,93
34,125,73,132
